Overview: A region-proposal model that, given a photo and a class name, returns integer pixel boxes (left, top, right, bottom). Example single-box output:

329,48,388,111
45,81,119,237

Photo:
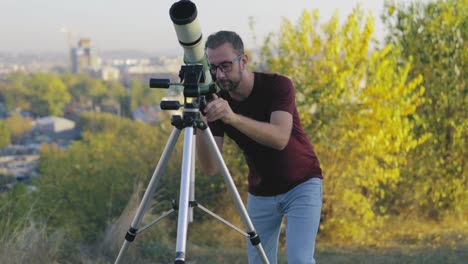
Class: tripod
114,100,269,264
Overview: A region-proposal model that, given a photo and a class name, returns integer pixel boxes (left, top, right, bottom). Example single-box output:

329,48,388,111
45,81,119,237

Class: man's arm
230,111,292,150
204,95,293,150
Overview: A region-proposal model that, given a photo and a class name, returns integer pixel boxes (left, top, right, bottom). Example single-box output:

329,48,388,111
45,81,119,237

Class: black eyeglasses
208,54,244,75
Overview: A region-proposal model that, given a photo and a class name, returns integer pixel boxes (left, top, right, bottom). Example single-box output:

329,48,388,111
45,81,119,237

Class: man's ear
241,54,249,70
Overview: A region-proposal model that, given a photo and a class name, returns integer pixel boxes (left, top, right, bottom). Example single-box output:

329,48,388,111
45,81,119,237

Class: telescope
150,0,215,101
114,1,270,263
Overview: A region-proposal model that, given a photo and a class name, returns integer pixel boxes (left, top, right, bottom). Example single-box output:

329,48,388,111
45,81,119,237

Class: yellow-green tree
129,79,166,111
258,7,424,242
26,73,71,117
35,113,177,241
6,112,32,144
104,80,126,115
383,0,467,218
66,73,108,112
0,72,31,112
0,120,10,147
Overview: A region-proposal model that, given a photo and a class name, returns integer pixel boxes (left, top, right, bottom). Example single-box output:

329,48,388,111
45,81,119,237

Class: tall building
71,38,101,73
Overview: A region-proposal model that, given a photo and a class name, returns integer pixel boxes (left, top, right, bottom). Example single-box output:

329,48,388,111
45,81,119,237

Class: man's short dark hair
205,31,244,55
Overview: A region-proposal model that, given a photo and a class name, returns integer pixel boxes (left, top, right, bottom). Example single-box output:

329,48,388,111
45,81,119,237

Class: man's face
206,42,244,92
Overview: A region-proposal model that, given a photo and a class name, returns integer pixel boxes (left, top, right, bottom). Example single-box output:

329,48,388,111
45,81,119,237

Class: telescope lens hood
170,0,198,25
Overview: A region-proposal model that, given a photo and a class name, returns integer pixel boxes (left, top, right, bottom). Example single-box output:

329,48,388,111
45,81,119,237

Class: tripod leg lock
248,231,261,246
125,227,138,242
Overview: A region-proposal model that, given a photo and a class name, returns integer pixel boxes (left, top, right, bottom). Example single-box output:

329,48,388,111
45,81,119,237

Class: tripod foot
175,251,185,263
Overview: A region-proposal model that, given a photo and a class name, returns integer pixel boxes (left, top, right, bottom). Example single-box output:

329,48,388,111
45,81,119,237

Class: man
196,30,323,264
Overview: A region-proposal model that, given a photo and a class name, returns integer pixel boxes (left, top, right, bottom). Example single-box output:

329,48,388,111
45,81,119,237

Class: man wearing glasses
196,30,323,264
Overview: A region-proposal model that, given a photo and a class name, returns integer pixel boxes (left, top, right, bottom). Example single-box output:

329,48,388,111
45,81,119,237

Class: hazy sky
0,0,418,55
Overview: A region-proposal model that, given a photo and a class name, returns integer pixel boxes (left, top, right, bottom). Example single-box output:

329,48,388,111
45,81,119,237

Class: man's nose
215,68,226,79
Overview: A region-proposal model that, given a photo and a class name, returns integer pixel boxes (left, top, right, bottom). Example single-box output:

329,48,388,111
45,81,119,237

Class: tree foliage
26,73,71,117
0,72,70,117
128,79,166,110
65,73,108,112
383,0,467,218
0,183,33,241
5,113,32,144
0,120,10,148
0,72,32,112
35,113,169,240
258,7,425,242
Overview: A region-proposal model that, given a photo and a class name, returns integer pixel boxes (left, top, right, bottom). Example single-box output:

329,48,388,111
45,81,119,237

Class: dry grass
1,192,466,263
313,212,468,264
1,219,466,264
0,222,60,264
315,245,468,264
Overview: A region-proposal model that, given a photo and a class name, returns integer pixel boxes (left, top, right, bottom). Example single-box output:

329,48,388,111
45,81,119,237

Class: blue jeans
246,178,322,264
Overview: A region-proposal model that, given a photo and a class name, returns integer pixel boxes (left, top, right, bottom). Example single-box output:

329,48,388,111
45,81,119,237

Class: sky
0,0,418,56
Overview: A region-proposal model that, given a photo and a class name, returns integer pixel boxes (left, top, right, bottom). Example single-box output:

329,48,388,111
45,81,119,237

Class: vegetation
258,5,427,243
0,120,10,147
5,112,33,144
383,0,467,219
0,0,466,263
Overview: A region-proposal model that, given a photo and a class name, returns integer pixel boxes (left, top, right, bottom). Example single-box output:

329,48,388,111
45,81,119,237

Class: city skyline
1,0,425,56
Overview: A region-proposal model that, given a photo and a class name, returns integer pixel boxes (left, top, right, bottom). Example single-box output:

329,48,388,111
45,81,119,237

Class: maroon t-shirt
209,72,322,196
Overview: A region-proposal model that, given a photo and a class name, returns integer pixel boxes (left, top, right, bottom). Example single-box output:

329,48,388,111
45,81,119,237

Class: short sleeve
270,75,295,114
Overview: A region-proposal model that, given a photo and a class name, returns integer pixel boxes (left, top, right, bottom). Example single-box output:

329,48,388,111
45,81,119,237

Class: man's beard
216,69,242,92
217,79,240,92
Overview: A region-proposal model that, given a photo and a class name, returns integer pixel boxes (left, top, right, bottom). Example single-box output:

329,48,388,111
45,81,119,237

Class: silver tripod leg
115,122,269,263
199,127,270,264
114,128,181,264
189,132,196,223
174,126,195,263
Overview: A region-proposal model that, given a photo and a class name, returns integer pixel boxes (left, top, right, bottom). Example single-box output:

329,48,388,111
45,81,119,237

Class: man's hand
203,94,238,124
202,94,293,150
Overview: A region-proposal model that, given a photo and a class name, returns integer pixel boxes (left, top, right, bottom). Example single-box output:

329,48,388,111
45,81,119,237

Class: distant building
71,38,101,73
34,116,75,134
100,66,120,81
32,116,80,144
